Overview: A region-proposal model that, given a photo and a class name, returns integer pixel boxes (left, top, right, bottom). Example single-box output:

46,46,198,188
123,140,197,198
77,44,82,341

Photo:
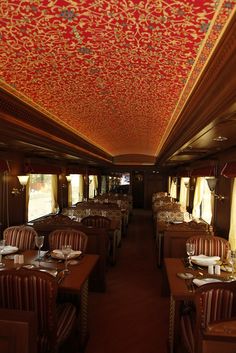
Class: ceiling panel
0,0,235,165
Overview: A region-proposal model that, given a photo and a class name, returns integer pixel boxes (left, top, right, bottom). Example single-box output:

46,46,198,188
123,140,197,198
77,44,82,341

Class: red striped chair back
81,215,111,229
181,281,236,353
0,268,76,353
187,235,230,261
48,228,88,252
3,225,38,250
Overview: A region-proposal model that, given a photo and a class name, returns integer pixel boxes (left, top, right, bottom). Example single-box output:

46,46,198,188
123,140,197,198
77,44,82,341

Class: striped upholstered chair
3,225,38,250
81,215,111,229
180,281,236,353
0,268,77,353
186,235,231,262
48,228,88,252
81,215,118,265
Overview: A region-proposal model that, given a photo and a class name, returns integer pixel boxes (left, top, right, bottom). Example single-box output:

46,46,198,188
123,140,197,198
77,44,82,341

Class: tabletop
2,250,99,294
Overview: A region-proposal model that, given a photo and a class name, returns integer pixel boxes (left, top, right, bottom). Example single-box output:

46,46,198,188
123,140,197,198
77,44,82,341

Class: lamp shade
206,178,217,192
66,175,71,182
17,175,29,186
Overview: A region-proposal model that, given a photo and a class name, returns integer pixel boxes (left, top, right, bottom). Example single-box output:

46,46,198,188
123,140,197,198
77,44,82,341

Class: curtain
170,179,177,199
51,175,59,212
25,178,30,221
68,180,72,206
192,177,205,219
93,175,98,196
78,174,84,201
229,178,236,250
179,177,189,210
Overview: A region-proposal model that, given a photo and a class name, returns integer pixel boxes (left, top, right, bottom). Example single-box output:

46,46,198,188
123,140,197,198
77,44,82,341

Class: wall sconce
206,178,225,201
184,178,194,191
66,175,71,182
11,175,29,195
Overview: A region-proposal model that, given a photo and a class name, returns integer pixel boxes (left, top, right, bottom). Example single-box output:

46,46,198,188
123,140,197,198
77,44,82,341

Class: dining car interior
0,1,236,353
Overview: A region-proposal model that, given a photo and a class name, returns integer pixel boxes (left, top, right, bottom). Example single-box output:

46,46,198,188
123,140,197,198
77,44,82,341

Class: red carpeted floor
84,209,169,353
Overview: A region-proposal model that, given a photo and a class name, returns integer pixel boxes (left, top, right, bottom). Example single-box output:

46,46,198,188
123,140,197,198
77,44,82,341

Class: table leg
169,295,175,353
78,279,89,350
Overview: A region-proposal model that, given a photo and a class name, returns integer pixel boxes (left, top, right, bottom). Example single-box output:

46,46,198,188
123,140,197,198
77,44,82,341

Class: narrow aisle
85,209,169,353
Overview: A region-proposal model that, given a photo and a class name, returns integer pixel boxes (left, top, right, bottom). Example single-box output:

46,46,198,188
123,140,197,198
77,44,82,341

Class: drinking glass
35,236,45,262
0,239,6,268
61,245,72,273
228,250,236,279
186,242,195,266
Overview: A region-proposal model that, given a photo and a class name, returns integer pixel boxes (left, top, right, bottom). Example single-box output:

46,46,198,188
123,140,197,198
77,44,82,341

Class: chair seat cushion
56,303,77,345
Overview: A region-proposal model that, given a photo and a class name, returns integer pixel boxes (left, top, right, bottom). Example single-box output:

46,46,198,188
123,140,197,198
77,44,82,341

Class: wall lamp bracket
206,178,225,201
11,175,29,195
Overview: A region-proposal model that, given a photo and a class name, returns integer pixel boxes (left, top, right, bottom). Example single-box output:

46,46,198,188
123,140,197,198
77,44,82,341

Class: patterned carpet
84,209,169,353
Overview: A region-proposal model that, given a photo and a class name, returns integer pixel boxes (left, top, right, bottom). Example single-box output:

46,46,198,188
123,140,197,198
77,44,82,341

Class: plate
51,249,82,260
191,255,220,267
171,221,183,224
177,272,194,279
1,246,18,255
193,278,223,287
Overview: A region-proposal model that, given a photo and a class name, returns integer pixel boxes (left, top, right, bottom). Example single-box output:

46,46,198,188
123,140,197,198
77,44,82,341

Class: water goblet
61,245,72,273
186,242,195,267
228,250,236,279
0,239,6,268
35,235,45,263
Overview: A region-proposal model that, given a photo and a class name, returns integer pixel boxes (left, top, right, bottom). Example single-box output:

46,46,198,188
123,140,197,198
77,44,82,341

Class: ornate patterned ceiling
0,0,235,164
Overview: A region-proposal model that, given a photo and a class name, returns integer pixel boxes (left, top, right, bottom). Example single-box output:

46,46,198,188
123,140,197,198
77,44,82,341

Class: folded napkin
2,245,18,254
193,278,223,287
191,254,220,266
51,249,82,259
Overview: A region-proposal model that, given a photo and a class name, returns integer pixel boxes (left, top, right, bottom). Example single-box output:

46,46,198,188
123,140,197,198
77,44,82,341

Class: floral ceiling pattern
0,0,235,163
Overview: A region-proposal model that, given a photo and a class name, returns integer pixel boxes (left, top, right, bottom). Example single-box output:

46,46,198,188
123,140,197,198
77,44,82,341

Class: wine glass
186,242,195,267
61,245,72,273
0,239,6,268
35,236,45,263
228,250,236,279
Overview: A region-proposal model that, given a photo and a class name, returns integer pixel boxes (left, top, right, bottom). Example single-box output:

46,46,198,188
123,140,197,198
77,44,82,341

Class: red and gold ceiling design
0,0,235,164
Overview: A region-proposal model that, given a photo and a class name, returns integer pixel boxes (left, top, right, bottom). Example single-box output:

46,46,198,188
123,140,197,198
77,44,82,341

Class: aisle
85,209,169,353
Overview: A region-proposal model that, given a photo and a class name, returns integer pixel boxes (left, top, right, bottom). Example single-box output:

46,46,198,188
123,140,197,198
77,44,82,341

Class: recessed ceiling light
213,136,228,142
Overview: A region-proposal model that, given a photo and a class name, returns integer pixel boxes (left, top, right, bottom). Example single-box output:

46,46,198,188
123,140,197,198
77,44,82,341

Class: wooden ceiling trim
0,89,113,165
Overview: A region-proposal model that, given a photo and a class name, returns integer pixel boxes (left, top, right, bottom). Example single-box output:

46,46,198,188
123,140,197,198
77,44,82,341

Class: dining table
1,249,99,350
164,257,234,353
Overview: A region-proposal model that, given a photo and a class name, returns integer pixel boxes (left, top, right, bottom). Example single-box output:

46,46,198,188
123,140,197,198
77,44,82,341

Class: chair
81,215,117,265
0,268,77,353
3,225,38,250
180,281,236,353
81,215,111,229
187,235,231,261
48,228,88,252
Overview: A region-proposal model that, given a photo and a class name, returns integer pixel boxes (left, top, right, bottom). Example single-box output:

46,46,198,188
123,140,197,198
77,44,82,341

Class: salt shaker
14,254,19,264
215,264,221,275
208,265,214,275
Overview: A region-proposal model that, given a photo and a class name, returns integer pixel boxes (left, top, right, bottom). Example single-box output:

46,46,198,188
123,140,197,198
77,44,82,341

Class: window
27,174,58,221
170,177,177,199
192,177,212,224
89,175,98,199
229,178,236,249
70,174,83,205
179,177,190,210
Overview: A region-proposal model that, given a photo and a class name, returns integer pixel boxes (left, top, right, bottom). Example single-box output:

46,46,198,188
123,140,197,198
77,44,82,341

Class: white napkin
191,254,220,266
193,278,222,287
